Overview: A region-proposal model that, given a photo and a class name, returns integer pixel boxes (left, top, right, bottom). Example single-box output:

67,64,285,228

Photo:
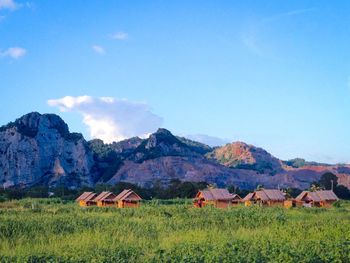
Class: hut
114,189,142,208
94,191,117,207
243,189,286,206
231,194,242,206
194,188,238,208
76,192,97,207
295,190,339,207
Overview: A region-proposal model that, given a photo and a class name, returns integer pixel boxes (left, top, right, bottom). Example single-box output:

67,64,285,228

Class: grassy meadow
0,199,349,262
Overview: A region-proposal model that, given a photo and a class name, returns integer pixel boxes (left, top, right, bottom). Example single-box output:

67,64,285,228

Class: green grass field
0,199,349,262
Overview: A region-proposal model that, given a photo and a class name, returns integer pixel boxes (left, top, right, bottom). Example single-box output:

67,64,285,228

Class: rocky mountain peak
1,112,69,138
206,141,283,175
145,128,179,149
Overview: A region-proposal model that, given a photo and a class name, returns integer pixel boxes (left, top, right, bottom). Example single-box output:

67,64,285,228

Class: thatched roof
232,194,242,201
196,188,234,201
113,189,142,201
295,190,339,202
93,191,116,201
76,192,96,202
243,189,286,202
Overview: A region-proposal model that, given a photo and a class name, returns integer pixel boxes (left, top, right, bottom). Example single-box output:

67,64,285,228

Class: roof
113,189,142,201
243,189,286,202
76,192,96,202
93,191,116,201
296,190,338,202
232,194,242,200
243,192,255,202
316,190,339,201
197,188,234,201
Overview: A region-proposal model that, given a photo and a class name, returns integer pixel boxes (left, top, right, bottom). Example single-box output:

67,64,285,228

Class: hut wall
79,201,87,207
283,200,295,208
216,200,231,208
117,200,139,208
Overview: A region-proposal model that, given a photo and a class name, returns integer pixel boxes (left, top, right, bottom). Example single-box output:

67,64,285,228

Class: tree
285,188,302,198
309,182,323,191
319,172,338,190
334,185,350,200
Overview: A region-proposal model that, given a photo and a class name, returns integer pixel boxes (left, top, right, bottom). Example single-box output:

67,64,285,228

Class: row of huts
193,188,339,208
76,188,339,208
76,189,142,208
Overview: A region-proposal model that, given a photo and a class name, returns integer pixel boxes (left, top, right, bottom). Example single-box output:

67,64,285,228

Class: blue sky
1,0,350,163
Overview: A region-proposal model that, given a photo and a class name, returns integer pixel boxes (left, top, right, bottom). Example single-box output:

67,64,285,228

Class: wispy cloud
48,96,163,143
0,47,26,59
0,0,19,10
92,45,105,55
111,31,128,40
241,8,315,57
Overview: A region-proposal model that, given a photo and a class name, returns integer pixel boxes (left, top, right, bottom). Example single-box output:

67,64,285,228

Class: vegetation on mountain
283,158,330,168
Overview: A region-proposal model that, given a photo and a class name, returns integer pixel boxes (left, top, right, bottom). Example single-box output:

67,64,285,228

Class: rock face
0,112,95,188
0,112,350,190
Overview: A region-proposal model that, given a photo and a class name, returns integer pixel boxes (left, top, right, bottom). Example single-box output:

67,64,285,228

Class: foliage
335,185,350,200
0,200,349,262
283,158,330,168
319,172,338,190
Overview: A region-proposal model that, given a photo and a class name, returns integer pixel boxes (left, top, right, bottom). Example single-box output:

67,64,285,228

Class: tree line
1,172,349,201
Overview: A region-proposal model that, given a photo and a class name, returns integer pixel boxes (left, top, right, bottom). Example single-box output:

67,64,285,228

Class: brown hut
295,190,339,207
194,188,238,208
231,194,242,206
243,189,286,206
94,191,117,207
76,192,97,207
113,189,142,208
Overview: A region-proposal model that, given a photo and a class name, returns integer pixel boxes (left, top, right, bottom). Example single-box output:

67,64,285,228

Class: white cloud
0,0,18,10
0,47,26,59
92,45,105,55
111,31,128,40
48,96,163,143
185,134,231,147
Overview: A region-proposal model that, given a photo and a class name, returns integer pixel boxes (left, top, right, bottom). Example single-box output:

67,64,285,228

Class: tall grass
0,199,349,262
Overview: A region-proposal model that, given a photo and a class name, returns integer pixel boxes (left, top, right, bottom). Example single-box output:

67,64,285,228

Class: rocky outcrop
206,142,283,175
0,112,95,188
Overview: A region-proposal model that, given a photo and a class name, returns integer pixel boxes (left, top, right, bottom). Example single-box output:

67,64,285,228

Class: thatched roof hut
113,189,142,208
295,190,338,207
94,191,117,207
76,192,97,206
194,188,239,208
243,189,286,206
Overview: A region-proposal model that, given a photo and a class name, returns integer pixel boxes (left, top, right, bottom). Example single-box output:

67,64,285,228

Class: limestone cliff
0,112,95,188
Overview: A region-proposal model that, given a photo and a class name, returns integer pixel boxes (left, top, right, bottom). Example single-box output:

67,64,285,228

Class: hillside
0,112,349,190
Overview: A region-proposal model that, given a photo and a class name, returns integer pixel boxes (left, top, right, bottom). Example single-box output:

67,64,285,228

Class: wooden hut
231,194,242,206
76,192,97,207
194,188,238,208
295,190,339,207
94,191,117,207
113,189,142,208
243,189,286,206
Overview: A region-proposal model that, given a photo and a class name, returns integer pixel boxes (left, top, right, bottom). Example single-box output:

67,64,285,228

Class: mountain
0,112,95,188
0,112,350,190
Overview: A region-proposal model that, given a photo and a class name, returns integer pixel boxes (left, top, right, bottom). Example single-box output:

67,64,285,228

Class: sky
1,0,350,164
